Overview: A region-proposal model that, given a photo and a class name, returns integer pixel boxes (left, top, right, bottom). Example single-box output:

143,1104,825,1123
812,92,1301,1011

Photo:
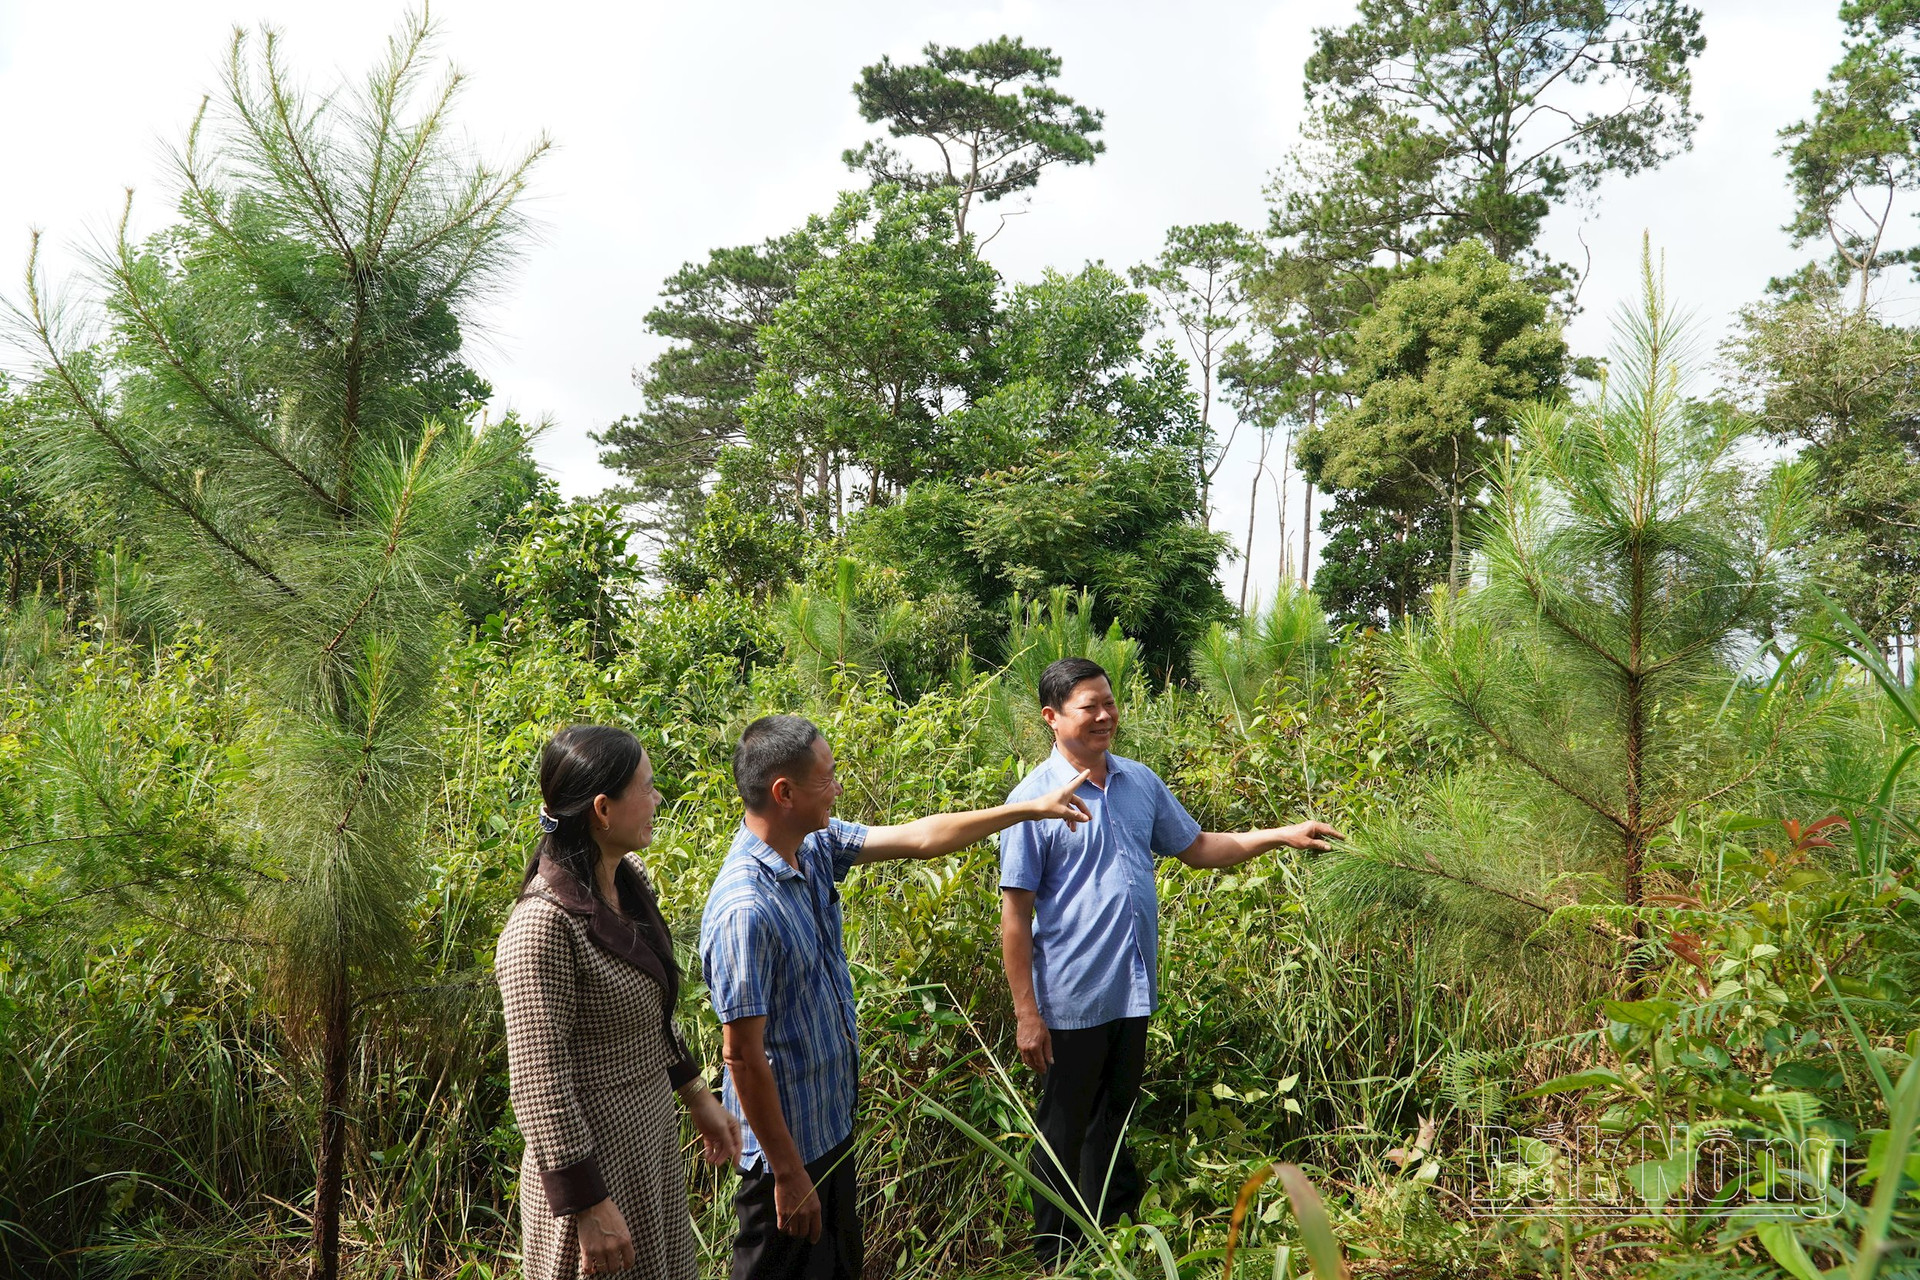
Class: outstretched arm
1173,821,1344,870
856,770,1092,864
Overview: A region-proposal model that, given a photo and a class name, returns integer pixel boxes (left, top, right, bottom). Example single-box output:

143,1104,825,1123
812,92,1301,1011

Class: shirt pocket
1116,814,1156,864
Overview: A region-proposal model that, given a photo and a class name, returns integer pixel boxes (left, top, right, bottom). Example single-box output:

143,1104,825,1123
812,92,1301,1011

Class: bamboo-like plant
5,16,543,1278
1384,244,1815,985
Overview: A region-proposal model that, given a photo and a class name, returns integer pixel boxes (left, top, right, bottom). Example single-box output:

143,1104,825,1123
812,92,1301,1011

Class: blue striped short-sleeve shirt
700,818,867,1167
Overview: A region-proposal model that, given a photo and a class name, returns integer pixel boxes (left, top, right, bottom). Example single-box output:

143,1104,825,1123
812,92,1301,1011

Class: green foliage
1310,496,1450,630
1299,241,1573,604
1781,4,1920,309
657,486,810,600
771,556,984,703
14,16,1920,1280
1492,799,1920,1275
488,497,641,660
0,376,100,614
843,36,1104,244
1726,281,1920,649
1390,250,1813,965
1289,0,1706,275
3,15,542,1277
1192,583,1331,731
593,233,811,542
737,185,1000,511
977,264,1199,457
846,445,1231,677
450,422,553,628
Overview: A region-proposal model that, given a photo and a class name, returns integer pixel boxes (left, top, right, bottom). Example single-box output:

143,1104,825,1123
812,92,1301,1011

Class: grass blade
1274,1164,1346,1280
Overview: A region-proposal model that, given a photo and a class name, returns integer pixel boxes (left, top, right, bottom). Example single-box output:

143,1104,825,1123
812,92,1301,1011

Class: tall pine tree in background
843,35,1104,246
1129,222,1260,530
5,17,541,1279
1253,3,1706,626
1728,277,1920,667
592,233,810,546
1780,0,1920,312
1285,0,1706,284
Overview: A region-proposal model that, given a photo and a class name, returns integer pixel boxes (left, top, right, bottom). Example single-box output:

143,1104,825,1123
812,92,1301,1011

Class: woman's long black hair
521,724,646,901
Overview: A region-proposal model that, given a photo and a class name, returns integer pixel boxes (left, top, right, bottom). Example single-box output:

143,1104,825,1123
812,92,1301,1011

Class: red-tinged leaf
1784,815,1848,854
1668,931,1706,970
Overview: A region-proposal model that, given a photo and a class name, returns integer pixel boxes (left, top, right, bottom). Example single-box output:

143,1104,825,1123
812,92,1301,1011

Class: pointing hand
1037,769,1094,831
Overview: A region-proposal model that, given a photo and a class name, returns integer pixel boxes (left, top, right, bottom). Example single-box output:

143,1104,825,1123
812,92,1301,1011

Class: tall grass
9,584,1888,1276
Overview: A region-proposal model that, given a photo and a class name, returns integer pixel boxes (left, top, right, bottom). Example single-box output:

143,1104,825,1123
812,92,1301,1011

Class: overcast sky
0,1,1882,606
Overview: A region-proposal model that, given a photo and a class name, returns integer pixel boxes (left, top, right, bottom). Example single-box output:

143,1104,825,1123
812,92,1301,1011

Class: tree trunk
1198,329,1215,531
1302,482,1313,588
1447,436,1463,596
1301,389,1319,588
815,451,830,533
1239,466,1261,613
1624,539,1649,995
312,963,351,1280
1448,497,1461,597
1399,508,1413,623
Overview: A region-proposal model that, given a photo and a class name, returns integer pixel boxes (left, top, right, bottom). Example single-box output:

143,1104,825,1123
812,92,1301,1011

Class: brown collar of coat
533,854,677,998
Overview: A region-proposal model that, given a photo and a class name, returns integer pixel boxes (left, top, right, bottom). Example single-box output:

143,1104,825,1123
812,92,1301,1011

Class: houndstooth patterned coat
498,853,701,1280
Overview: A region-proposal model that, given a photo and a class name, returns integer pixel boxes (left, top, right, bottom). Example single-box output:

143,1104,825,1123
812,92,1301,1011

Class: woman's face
595,750,664,854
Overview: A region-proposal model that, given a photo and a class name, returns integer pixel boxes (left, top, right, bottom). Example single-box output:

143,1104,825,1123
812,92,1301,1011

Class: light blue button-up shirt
998,750,1201,1030
700,818,867,1167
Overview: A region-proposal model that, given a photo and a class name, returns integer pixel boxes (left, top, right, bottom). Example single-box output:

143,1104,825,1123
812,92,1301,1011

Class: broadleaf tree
844,445,1231,675
1726,275,1920,665
4,18,541,1279
1297,241,1572,607
735,185,999,524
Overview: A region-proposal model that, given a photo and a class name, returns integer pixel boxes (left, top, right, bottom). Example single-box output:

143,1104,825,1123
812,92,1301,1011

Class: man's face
1043,676,1118,755
782,736,842,835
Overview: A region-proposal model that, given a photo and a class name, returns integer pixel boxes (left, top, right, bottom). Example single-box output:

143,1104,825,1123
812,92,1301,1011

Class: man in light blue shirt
999,658,1342,1265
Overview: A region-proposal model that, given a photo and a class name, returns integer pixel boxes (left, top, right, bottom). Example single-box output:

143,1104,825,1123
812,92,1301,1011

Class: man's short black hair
733,714,823,811
1039,657,1110,710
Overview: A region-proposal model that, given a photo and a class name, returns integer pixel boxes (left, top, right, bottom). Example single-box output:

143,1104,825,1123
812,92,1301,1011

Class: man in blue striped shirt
1000,657,1343,1266
701,714,1092,1280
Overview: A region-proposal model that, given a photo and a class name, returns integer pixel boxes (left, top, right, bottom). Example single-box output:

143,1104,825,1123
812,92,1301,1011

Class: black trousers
1029,1016,1150,1264
730,1133,863,1280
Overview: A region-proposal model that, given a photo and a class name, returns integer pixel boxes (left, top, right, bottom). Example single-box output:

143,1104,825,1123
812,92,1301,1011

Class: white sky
0,1,1883,608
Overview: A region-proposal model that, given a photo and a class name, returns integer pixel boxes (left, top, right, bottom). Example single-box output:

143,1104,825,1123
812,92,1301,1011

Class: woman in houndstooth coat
498,725,741,1279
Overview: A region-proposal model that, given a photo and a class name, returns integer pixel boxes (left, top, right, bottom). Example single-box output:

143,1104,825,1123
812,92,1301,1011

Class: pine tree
843,35,1104,246
5,17,542,1278
1385,247,1811,986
